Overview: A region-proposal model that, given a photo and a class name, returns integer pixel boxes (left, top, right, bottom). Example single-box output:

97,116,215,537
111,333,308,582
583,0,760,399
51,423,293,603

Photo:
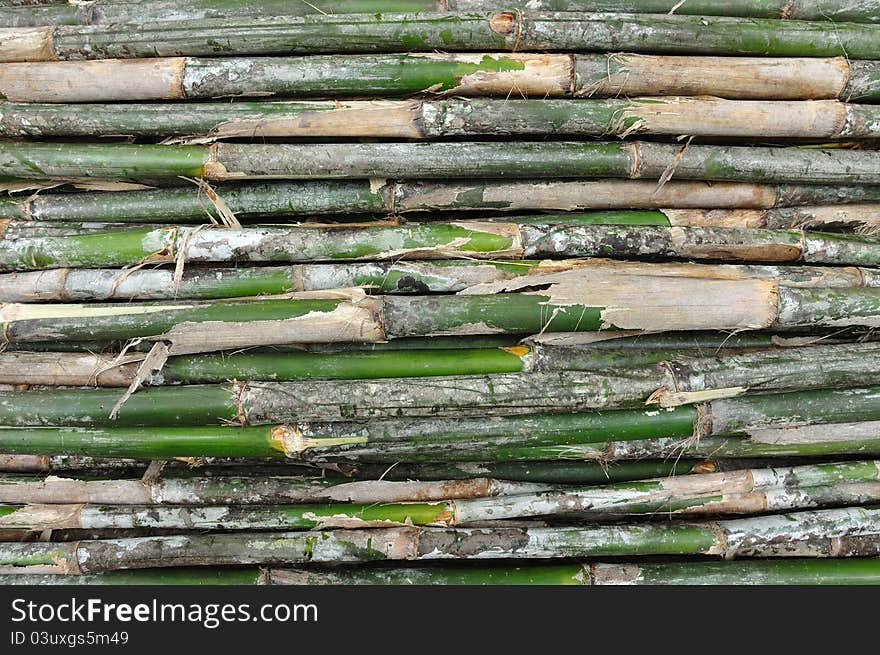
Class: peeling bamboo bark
3,12,880,63
2,54,877,103
4,181,879,224
3,141,880,185
0,387,876,461
3,267,880,350
2,507,879,573
4,97,880,140
3,341,879,424
5,222,880,272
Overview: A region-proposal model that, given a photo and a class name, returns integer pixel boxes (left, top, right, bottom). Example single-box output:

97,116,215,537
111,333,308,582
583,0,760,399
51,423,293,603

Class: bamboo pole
5,256,876,303
4,559,880,585
6,182,880,224
3,1,880,27
1,461,877,530
0,386,876,460
5,97,880,140
2,54,876,103
2,141,880,185
3,265,879,351
3,12,880,63
0,474,542,505
4,341,879,424
5,222,880,272
2,507,879,573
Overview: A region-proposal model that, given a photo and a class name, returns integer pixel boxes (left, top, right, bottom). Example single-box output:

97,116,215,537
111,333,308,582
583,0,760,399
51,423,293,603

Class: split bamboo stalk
2,266,879,352
1,461,878,531
2,54,877,103
4,559,880,585
2,141,880,185
5,256,877,303
6,181,880,224
4,341,879,424
0,386,876,460
3,12,880,63
4,222,880,272
5,98,880,140
2,507,879,573
3,1,880,27
0,473,543,505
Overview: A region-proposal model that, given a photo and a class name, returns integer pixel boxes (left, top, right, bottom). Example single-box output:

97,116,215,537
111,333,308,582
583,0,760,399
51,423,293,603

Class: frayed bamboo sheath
2,141,880,185
2,267,880,352
2,257,877,303
0,386,877,461
6,182,880,223
1,462,878,530
3,11,880,63
3,341,880,424
2,507,879,573
3,1,880,27
3,222,880,272
4,559,880,585
4,98,880,140
2,54,876,103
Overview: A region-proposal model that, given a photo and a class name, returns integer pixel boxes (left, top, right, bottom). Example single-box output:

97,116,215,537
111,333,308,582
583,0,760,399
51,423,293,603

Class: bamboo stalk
2,507,879,573
3,141,880,185
3,1,879,27
2,461,877,530
5,256,876,303
5,97,880,140
3,12,880,63
0,474,542,505
2,54,876,103
4,558,880,585
4,341,879,424
6,181,880,224
0,327,857,387
266,559,880,585
5,222,880,272
3,270,880,350
0,387,876,460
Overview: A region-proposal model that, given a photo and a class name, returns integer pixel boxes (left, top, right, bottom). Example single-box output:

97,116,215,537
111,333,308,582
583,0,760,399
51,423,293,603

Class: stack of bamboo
0,1,879,586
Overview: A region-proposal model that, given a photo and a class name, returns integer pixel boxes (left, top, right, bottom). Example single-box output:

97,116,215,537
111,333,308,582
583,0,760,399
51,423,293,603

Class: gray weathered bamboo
2,54,877,103
5,182,880,224
2,507,879,573
2,141,880,185
4,98,880,140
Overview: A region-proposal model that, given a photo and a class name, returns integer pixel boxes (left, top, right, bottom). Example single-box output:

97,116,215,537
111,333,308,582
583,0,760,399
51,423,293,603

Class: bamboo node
488,12,517,35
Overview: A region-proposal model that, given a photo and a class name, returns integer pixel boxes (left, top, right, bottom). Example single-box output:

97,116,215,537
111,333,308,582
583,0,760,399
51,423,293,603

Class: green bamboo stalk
3,141,880,185
6,181,880,224
4,12,880,63
0,473,543,505
4,222,880,272
3,1,879,28
2,461,877,530
2,507,878,573
3,53,876,103
5,97,880,140
4,341,879,424
0,387,876,461
0,567,267,584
